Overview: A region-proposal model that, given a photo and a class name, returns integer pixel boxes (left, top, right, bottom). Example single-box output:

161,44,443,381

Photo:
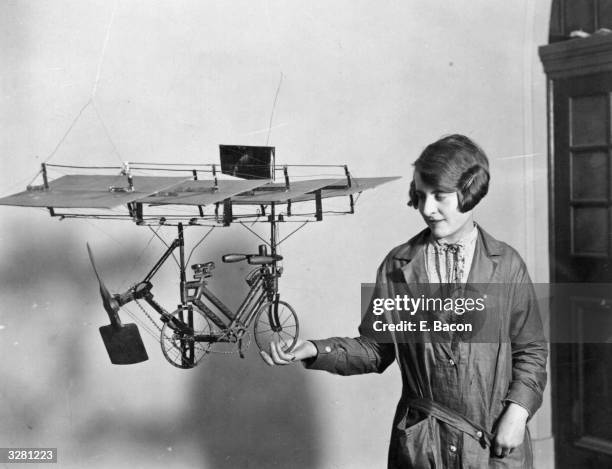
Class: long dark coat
306,226,548,468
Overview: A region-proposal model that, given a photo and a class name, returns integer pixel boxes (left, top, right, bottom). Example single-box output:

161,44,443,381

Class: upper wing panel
289,176,402,202
0,175,190,209
139,179,270,205
230,178,348,204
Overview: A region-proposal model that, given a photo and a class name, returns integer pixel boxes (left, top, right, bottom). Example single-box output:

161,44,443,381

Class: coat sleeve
503,254,548,418
304,258,397,375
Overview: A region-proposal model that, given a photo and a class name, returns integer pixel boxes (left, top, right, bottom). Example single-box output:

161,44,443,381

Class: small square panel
571,151,608,200
219,145,274,180
572,206,608,256
570,95,608,146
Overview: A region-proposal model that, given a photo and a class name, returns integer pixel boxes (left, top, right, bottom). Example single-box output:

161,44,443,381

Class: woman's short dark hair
408,134,490,213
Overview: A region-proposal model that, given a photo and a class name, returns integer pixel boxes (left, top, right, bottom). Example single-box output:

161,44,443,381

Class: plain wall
0,1,552,468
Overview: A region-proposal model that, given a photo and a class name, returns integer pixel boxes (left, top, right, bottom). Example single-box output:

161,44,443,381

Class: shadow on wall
0,223,91,451
189,350,320,468
185,234,322,468
2,224,322,468
73,351,321,469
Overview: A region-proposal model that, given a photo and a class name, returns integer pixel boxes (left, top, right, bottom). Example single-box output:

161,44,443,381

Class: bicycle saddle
191,261,215,273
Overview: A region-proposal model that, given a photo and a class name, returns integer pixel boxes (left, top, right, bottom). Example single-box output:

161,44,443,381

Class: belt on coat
407,397,494,449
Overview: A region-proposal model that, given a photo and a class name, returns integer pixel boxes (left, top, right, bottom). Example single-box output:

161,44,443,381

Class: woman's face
413,171,474,243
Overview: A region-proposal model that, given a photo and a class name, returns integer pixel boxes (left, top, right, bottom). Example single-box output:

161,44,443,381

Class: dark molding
539,35,612,79
575,436,612,456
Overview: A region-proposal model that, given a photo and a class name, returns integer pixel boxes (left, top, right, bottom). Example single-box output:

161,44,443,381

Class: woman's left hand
493,403,529,458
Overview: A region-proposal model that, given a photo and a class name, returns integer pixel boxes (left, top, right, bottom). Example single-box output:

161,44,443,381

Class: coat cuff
302,339,337,371
504,381,542,418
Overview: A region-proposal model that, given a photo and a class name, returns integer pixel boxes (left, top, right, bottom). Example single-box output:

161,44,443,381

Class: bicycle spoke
160,308,211,368
280,313,294,326
259,318,271,327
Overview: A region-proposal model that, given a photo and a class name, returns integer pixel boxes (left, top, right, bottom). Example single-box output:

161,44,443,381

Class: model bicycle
88,228,298,369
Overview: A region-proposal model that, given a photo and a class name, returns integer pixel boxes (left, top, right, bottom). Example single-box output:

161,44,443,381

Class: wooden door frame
540,35,612,468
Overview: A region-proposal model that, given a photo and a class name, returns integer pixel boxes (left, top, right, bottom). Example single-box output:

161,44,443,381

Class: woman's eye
434,192,454,202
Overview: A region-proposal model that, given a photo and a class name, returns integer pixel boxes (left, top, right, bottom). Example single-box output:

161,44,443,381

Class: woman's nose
421,195,438,216
421,196,434,215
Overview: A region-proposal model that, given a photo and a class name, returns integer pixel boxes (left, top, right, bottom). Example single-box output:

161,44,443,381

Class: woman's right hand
260,339,318,366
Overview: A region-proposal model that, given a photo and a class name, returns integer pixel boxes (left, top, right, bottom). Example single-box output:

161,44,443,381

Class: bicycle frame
189,266,270,337
111,221,296,367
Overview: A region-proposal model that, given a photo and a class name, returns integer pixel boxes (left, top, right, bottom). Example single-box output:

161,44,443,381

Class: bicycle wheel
160,307,211,369
254,300,299,353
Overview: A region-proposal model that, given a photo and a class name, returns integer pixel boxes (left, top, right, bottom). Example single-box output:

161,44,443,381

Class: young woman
261,134,548,468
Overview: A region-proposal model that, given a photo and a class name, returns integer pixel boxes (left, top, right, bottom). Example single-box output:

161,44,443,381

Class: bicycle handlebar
248,255,283,265
222,254,248,263
222,253,283,265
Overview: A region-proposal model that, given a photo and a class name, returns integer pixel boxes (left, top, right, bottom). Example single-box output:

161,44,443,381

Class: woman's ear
407,180,418,208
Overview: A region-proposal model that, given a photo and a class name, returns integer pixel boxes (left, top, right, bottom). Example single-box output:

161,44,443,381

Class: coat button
449,444,457,453
476,431,483,438
449,359,455,366
324,346,332,353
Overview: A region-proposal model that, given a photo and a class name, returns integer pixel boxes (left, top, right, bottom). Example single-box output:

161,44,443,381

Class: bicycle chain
208,325,252,355
134,298,162,334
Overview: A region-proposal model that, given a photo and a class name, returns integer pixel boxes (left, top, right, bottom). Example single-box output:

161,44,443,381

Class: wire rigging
119,225,163,289
43,0,121,166
276,221,310,246
92,0,119,98
265,72,284,146
186,226,216,265
92,101,125,165
238,222,270,248
148,226,180,269
43,99,93,164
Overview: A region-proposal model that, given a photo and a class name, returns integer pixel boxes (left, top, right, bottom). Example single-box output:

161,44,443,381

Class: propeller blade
86,243,120,324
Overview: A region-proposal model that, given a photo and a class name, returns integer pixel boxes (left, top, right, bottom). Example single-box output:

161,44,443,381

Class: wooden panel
573,298,612,444
540,35,612,79
548,0,612,42
570,94,608,145
571,206,608,255
571,151,608,200
549,0,565,42
565,0,596,33
599,0,612,29
581,344,612,438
